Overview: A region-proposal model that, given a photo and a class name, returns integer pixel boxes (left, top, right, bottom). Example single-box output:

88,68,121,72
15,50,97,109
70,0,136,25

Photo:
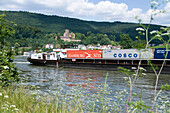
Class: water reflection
65,71,103,91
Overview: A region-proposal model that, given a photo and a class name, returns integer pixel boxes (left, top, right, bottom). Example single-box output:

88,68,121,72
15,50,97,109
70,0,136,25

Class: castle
59,29,81,42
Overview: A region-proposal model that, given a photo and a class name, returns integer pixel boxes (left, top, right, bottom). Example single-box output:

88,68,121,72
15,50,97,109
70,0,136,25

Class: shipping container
103,49,140,59
154,48,170,59
67,50,102,58
140,49,154,59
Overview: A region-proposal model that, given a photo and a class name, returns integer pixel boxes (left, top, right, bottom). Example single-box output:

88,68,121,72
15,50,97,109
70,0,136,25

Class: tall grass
0,74,127,113
0,77,169,112
0,86,59,113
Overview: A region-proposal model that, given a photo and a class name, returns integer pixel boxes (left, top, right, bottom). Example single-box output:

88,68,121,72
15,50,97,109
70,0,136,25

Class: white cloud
0,0,169,25
11,0,27,4
34,0,63,7
154,2,170,26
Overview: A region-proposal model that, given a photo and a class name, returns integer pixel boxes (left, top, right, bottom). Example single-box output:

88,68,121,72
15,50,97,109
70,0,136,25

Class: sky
0,0,169,26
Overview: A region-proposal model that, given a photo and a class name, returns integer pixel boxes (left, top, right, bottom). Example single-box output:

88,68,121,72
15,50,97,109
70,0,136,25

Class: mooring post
56,61,58,68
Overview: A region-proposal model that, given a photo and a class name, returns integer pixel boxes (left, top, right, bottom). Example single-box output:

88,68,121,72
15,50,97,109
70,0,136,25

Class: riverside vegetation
0,0,170,113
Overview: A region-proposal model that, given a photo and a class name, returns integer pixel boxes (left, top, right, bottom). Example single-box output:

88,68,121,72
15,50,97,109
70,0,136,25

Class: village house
45,44,54,49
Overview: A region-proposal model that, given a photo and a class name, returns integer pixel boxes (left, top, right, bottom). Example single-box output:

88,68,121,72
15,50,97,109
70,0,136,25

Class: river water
14,56,170,110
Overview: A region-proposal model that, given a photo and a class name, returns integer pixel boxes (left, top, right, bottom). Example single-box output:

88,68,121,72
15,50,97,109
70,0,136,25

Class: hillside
0,11,163,41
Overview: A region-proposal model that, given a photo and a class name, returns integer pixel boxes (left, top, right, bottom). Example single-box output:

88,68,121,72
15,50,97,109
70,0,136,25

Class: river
14,56,170,110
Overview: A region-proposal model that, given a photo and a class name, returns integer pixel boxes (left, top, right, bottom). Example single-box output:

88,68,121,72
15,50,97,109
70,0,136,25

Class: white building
45,44,54,49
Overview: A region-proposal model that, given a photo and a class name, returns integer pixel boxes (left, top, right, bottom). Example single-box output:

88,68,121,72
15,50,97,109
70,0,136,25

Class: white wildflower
136,28,145,31
142,73,147,76
131,67,136,70
108,104,112,107
11,105,16,108
158,98,162,100
0,93,2,96
151,1,159,5
88,78,92,81
2,107,6,110
123,77,128,80
139,67,147,71
132,74,136,76
161,27,166,30
150,30,158,34
165,100,169,103
3,66,9,69
156,34,161,37
160,104,165,109
4,95,9,98
162,33,170,36
4,104,8,107
14,108,19,111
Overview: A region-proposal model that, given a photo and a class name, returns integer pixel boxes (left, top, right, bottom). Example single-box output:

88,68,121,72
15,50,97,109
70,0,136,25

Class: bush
0,48,20,86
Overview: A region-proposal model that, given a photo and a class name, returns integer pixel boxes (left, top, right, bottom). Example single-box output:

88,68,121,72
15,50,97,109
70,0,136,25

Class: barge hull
27,58,170,74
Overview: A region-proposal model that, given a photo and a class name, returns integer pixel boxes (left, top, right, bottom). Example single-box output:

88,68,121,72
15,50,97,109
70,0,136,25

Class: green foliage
161,84,170,90
0,11,164,46
0,12,15,47
118,67,132,75
129,100,152,112
119,34,133,49
133,38,146,49
0,13,20,87
0,48,20,87
14,43,20,55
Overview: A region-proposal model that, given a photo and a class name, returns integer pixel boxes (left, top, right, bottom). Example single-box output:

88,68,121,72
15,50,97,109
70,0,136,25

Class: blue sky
0,0,169,25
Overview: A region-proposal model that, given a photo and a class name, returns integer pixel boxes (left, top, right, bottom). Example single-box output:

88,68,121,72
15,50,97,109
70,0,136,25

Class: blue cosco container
154,48,170,59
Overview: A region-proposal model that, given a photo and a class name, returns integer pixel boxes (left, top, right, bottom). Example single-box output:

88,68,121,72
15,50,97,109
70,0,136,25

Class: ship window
47,55,50,59
62,52,66,55
38,55,41,59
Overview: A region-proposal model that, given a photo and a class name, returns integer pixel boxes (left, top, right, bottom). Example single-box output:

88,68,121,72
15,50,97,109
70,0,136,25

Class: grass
0,86,59,113
0,83,169,113
0,80,127,113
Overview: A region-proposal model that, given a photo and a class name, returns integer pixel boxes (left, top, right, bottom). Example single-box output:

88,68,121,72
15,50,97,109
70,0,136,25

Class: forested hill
0,11,163,40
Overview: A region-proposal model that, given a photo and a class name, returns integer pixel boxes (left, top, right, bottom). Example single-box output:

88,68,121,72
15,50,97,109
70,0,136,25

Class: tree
14,42,20,55
133,39,146,49
0,13,19,86
100,37,111,45
0,13,15,48
119,34,133,49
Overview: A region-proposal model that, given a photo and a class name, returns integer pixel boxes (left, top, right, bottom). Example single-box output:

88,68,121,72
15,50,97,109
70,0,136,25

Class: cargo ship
27,46,170,74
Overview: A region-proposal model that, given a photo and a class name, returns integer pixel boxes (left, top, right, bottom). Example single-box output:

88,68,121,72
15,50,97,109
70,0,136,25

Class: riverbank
0,83,127,113
0,83,170,113
0,86,59,113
